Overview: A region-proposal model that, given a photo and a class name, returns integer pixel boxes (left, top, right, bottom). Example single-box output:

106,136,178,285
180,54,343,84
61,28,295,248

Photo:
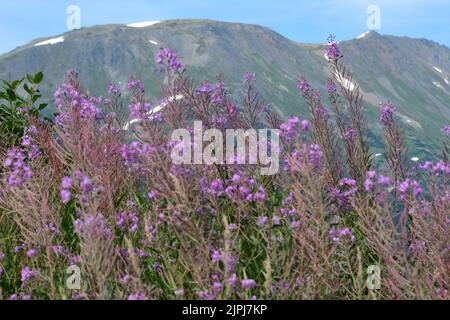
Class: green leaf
34,72,44,84
11,79,23,90
38,103,48,111
23,83,33,95
26,74,34,84
6,88,16,101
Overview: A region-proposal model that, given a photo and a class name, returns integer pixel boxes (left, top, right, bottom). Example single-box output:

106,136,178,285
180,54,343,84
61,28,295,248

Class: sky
0,0,449,54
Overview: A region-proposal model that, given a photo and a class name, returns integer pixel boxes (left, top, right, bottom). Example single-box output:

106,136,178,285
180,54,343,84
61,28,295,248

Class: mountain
1,19,449,159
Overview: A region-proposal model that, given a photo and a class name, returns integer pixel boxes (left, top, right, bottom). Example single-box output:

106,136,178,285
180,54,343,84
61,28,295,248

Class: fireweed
0,42,448,300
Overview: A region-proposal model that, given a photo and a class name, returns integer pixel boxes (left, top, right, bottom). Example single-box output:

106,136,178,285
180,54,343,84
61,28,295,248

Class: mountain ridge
1,19,449,159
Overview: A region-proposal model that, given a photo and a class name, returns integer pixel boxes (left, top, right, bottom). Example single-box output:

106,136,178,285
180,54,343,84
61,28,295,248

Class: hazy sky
0,0,449,54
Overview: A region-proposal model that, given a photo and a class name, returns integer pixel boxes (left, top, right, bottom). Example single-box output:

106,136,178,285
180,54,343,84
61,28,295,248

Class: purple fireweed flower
441,125,450,136
129,102,152,119
197,82,212,94
198,291,215,300
21,267,38,284
211,80,226,105
364,179,374,193
157,48,184,72
225,186,235,199
379,102,396,126
229,223,238,230
238,185,252,198
291,220,301,230
25,125,37,135
148,190,158,200
127,79,144,93
287,144,323,173
412,180,423,197
213,282,223,294
108,83,121,96
4,147,34,187
70,255,81,265
122,142,140,168
339,178,357,188
21,135,32,147
377,175,392,186
344,128,357,140
431,161,449,176
297,79,311,95
121,275,132,284
330,227,355,243
301,119,310,132
62,177,74,190
126,199,136,208
398,179,410,194
364,171,377,192
241,279,257,290
51,245,66,255
210,179,224,196
325,35,342,61
326,81,337,94
211,250,223,263
45,223,61,236
80,176,93,193
255,187,267,202
280,116,300,140
257,216,268,227
152,262,163,272
228,274,239,287
231,172,242,184
367,171,376,179
128,293,147,300
117,213,127,230
272,215,281,225
72,293,86,300
339,228,355,242
312,90,321,101
26,248,38,258
61,189,72,204
75,213,112,239
0,252,5,261
419,161,433,171
244,72,256,83
332,178,358,206
309,144,323,169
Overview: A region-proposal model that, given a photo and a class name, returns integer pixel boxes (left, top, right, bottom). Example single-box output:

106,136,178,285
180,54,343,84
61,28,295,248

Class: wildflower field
0,37,448,300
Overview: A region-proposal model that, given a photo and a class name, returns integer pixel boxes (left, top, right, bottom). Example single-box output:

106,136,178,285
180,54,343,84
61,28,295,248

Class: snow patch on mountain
149,40,159,46
433,81,444,89
334,71,355,91
433,66,443,73
127,21,161,28
356,31,371,39
123,94,184,130
399,115,422,129
35,36,64,47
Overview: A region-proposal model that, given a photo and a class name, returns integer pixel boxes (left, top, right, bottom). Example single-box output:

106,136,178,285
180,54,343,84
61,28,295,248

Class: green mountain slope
1,19,449,159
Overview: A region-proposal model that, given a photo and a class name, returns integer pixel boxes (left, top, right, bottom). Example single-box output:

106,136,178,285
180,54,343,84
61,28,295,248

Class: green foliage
0,72,48,147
